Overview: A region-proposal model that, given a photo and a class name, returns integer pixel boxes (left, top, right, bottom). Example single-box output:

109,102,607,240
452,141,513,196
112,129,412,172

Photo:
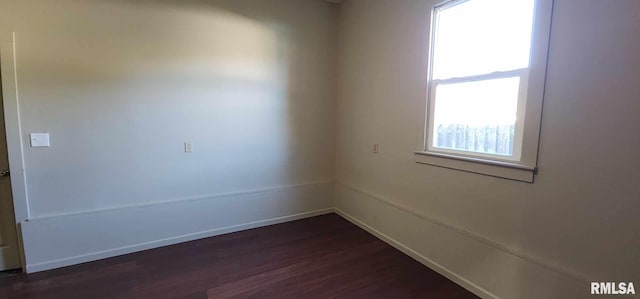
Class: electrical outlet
184,142,193,153
372,144,379,154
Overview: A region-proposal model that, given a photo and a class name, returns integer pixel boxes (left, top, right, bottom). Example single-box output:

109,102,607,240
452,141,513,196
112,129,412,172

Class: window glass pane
432,0,535,79
432,77,519,156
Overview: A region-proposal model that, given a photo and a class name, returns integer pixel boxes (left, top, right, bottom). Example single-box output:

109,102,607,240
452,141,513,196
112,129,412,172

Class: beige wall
1,0,337,218
336,0,640,297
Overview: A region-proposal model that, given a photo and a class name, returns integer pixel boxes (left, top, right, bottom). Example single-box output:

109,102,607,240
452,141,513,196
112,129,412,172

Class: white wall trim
27,208,333,273
335,182,591,286
1,33,29,223
29,180,333,220
21,182,333,273
333,183,602,298
334,207,496,299
414,152,535,183
1,32,29,270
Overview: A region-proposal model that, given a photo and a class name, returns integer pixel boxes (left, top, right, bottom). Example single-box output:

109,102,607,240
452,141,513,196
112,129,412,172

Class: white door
0,62,20,270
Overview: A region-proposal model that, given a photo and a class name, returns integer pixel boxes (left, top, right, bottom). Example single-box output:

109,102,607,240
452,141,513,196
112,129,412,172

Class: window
415,0,553,182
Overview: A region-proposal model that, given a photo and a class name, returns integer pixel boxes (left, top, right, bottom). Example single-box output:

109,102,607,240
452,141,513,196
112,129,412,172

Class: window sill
414,151,537,183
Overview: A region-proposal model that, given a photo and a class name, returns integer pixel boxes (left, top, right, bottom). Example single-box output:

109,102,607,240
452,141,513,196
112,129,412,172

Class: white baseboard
21,182,333,273
334,183,589,299
19,180,626,299
334,208,495,299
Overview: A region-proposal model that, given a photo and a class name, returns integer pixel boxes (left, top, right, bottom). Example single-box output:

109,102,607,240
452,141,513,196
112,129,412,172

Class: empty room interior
0,0,638,298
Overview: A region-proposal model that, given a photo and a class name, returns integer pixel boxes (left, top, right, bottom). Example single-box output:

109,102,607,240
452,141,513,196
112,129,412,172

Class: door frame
1,32,29,270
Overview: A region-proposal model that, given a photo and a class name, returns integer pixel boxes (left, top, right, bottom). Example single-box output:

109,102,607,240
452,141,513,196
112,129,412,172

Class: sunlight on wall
5,0,335,217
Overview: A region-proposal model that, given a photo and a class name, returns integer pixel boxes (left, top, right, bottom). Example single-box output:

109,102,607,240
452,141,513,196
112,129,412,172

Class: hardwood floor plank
0,214,478,298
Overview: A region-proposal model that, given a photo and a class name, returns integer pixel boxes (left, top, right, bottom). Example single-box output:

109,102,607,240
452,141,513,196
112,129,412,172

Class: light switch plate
30,133,50,147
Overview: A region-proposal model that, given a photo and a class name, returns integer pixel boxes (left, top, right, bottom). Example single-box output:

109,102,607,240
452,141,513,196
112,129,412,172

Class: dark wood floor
0,214,478,298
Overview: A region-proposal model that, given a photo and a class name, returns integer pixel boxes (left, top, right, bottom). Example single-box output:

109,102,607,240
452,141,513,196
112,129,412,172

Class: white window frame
415,0,554,182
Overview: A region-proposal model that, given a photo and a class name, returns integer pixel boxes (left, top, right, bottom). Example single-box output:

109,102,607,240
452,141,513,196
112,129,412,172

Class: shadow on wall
12,0,336,217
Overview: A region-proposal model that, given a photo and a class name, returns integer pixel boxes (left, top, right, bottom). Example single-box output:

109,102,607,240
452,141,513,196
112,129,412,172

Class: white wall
335,0,640,298
0,0,337,271
2,0,638,296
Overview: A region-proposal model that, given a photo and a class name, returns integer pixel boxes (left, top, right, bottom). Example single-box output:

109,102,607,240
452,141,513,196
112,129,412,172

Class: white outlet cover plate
30,133,50,147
